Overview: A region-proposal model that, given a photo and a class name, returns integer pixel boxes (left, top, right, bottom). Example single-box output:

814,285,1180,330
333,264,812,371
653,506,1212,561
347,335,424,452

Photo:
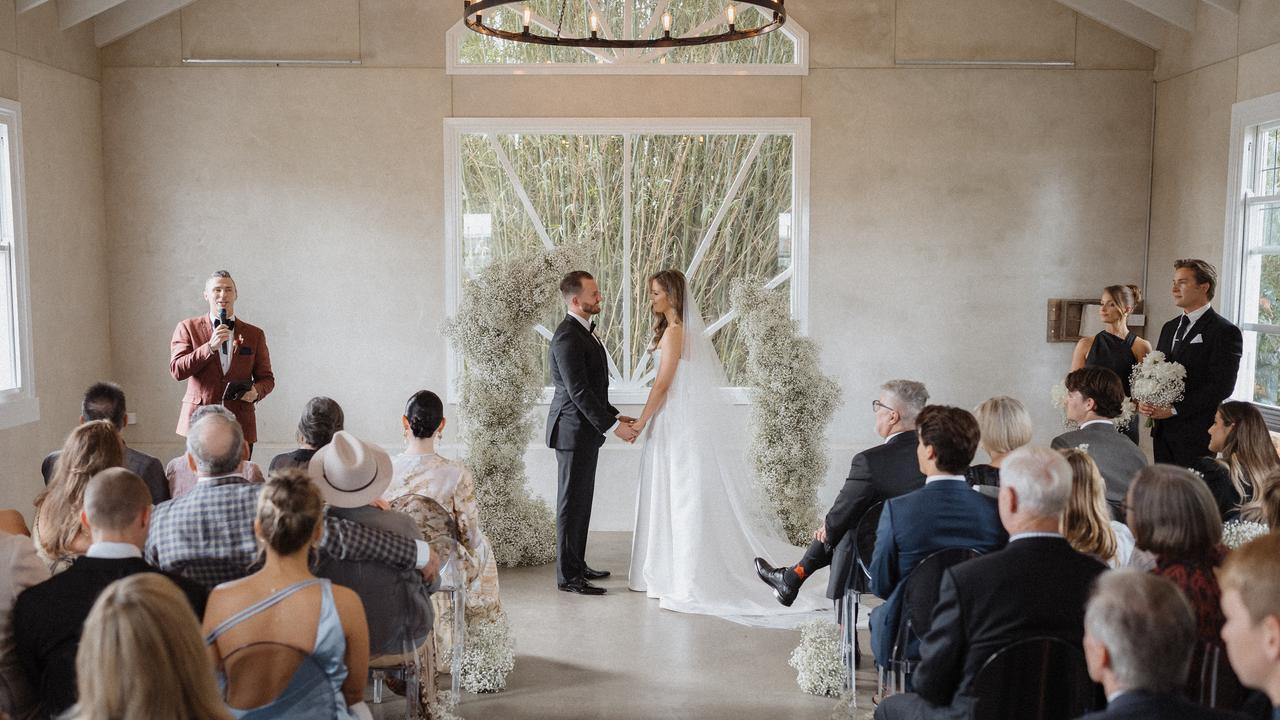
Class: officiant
1140,259,1241,468
169,270,275,453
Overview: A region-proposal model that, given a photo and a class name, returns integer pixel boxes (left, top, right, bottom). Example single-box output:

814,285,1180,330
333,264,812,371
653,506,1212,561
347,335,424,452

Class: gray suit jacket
42,445,170,504
1051,422,1148,504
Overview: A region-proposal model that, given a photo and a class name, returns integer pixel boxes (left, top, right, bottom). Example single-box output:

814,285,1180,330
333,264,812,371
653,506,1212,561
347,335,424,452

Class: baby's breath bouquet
1129,351,1186,426
788,620,845,697
1223,520,1269,549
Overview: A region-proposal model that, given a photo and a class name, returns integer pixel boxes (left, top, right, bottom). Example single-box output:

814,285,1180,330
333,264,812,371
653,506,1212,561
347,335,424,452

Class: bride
625,268,825,624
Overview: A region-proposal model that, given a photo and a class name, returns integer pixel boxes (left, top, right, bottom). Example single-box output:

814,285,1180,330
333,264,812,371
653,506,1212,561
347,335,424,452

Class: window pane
1252,331,1280,405
1246,201,1280,249
0,248,15,391
1262,126,1280,196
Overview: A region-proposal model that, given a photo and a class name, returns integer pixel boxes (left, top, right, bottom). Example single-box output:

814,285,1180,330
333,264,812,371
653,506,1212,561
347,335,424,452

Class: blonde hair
34,420,124,561
973,396,1033,456
70,574,231,720
1219,533,1280,626
257,468,324,556
1215,401,1280,520
1059,449,1118,562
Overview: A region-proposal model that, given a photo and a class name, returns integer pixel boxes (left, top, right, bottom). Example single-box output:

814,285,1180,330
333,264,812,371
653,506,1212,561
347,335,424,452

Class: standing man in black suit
1141,259,1242,468
547,271,638,595
875,446,1107,720
755,379,929,605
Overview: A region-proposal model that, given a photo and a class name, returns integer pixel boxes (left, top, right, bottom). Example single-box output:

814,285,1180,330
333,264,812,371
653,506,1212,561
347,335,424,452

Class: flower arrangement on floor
458,609,517,694
1051,379,1136,431
1223,520,1269,549
732,280,841,546
1129,351,1186,426
444,243,584,566
788,619,846,697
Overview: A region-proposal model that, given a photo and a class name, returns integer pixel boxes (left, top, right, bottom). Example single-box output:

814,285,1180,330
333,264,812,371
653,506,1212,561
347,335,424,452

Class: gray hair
881,380,929,426
1000,445,1072,517
186,406,244,476
1085,570,1196,692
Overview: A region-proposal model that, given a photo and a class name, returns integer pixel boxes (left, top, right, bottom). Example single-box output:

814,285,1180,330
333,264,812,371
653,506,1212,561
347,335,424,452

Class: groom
547,271,638,595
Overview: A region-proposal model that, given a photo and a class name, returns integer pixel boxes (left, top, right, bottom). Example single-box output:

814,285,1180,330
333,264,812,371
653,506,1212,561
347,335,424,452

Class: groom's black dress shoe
584,566,611,580
755,557,798,607
558,578,607,595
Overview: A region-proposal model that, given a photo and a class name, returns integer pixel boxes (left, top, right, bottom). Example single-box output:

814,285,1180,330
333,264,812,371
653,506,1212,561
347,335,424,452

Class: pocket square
1190,335,1203,344
237,346,254,355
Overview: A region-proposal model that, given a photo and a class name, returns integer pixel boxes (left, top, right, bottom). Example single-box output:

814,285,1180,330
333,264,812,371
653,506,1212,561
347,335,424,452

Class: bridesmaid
1071,284,1151,444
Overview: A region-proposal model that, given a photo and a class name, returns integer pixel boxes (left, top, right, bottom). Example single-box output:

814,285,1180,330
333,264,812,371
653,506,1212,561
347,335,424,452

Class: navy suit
1076,690,1248,720
867,479,1006,668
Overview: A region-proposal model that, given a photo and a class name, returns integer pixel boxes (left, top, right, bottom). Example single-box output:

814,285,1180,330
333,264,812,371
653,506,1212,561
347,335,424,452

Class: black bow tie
215,317,236,332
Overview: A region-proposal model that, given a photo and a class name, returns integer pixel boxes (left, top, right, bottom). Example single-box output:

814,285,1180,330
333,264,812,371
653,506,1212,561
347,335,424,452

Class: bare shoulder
331,583,363,613
662,323,684,345
1132,336,1153,358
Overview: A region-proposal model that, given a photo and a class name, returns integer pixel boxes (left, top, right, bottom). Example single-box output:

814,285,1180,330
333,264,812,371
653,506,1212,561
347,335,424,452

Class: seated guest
1079,570,1243,720
1195,401,1280,521
867,405,1006,672
0,510,48,720
1219,533,1280,718
271,396,344,473
66,573,230,720
42,382,169,504
32,420,124,571
14,469,206,718
203,470,371,718
165,405,265,499
384,391,502,672
965,396,1032,490
1263,470,1280,531
1052,366,1148,513
875,446,1107,720
146,406,439,589
757,379,929,604
1060,449,1136,568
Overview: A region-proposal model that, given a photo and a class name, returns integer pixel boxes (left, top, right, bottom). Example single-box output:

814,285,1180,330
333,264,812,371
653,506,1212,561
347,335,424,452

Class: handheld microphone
218,308,228,354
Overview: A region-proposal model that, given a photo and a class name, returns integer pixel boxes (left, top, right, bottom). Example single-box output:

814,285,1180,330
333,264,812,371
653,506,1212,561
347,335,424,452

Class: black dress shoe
558,578,607,595
584,566,611,580
754,557,798,607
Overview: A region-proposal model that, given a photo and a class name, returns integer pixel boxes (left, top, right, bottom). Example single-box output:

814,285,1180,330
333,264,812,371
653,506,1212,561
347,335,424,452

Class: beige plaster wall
0,2,109,516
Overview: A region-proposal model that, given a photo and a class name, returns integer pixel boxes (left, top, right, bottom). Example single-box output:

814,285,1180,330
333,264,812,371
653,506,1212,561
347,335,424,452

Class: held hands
614,423,640,443
1138,401,1174,420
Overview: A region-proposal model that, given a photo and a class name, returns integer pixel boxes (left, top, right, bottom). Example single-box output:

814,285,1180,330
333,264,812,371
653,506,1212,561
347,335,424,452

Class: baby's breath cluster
788,619,846,697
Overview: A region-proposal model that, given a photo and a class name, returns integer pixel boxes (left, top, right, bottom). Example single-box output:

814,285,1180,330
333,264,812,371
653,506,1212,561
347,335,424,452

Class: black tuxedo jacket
912,537,1106,708
1076,689,1248,720
12,556,208,716
1153,307,1242,455
546,315,618,450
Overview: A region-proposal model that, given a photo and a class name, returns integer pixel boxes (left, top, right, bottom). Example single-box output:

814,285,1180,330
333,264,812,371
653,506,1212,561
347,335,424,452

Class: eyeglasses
871,399,898,416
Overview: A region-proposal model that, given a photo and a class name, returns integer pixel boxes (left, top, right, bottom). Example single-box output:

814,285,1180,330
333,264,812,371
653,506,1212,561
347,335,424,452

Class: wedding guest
866,405,1005,672
1071,284,1151,444
1079,570,1242,720
1194,401,1280,521
203,469,371,718
31,420,124,572
165,404,265,499
1059,449,1136,568
964,396,1031,490
383,390,502,673
1052,366,1148,513
756,380,929,605
41,382,168,503
874,446,1106,720
1141,259,1243,467
270,396,344,472
0,510,47,720
15,469,206,718
1219,534,1280,717
1263,472,1280,531
66,573,230,720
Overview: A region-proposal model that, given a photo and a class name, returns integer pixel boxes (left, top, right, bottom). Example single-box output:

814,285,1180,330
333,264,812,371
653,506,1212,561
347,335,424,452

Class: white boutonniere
1076,443,1089,452
237,334,245,345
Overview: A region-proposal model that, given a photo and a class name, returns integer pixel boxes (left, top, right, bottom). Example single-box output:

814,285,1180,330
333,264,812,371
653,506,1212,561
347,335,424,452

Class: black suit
1076,689,1248,720
1152,307,1242,467
546,315,618,585
876,537,1106,720
42,445,170,504
12,555,207,717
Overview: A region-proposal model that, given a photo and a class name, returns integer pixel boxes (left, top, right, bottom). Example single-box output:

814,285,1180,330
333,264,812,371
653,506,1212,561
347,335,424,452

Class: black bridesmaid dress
1085,330,1141,444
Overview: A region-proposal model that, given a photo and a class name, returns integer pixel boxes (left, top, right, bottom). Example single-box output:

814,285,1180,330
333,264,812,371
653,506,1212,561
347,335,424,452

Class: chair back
970,636,1099,720
847,500,885,594
900,547,982,640
1189,640,1248,710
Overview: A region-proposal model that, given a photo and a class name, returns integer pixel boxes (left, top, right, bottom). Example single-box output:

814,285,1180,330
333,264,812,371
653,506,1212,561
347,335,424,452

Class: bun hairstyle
405,390,444,439
1103,284,1143,314
256,468,324,556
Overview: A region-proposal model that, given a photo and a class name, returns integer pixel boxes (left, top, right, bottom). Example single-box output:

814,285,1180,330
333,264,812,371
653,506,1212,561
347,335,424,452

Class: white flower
1076,443,1089,452
1222,520,1270,550
1129,351,1187,409
789,620,845,697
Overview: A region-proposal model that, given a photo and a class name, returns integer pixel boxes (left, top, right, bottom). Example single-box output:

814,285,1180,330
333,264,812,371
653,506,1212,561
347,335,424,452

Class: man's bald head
187,409,244,476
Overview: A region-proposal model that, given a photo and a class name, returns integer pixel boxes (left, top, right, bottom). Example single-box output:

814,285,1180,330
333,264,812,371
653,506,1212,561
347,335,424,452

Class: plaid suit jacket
145,475,418,588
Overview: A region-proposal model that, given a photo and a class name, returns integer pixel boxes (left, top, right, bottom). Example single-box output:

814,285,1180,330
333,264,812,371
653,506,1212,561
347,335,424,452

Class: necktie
1173,315,1190,349
588,321,597,334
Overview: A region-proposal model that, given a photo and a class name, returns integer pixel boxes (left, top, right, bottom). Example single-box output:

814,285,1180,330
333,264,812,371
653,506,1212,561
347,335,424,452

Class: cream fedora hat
308,431,393,509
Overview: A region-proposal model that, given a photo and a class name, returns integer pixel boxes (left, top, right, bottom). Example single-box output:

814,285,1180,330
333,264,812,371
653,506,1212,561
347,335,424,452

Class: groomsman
1052,366,1147,512
1140,259,1242,468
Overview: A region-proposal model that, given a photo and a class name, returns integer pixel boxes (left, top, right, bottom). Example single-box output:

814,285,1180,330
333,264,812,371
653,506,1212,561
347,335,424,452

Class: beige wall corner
100,11,183,67
14,0,100,81
1237,41,1280,102
793,0,893,69
1074,15,1156,70
361,0,452,68
1154,1,1239,82
1239,0,1280,55
181,0,360,62
895,0,1075,64
0,50,16,100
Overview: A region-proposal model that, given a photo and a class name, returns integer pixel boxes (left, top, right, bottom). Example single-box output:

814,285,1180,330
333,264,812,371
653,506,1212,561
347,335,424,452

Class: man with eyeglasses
756,379,929,607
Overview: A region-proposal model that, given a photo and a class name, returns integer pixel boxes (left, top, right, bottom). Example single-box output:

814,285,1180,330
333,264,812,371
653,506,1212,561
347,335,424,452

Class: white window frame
444,16,809,75
0,99,39,429
443,116,810,404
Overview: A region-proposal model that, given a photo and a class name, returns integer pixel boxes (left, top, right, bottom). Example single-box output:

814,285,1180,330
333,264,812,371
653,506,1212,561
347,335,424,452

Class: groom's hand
614,424,639,442
813,525,827,543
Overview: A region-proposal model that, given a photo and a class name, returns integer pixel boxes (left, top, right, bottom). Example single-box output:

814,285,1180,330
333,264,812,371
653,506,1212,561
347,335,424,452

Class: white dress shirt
86,541,143,559
1009,531,1065,542
210,312,237,374
924,474,966,485
1080,419,1114,429
565,312,620,435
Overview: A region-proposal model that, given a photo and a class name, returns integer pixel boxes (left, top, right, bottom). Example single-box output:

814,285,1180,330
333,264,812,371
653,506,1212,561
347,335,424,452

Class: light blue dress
205,578,357,720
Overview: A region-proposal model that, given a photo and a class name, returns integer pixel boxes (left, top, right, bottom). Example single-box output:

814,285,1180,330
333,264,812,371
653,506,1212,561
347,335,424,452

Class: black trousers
797,539,834,580
555,446,599,585
1152,426,1211,468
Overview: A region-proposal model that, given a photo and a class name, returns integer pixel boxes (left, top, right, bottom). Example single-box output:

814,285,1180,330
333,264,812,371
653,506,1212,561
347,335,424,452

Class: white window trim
0,99,39,429
444,17,809,75
443,116,811,405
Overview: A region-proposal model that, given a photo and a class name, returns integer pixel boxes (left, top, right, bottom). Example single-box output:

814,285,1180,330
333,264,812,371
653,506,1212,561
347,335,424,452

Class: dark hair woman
1070,284,1151,444
1194,400,1280,520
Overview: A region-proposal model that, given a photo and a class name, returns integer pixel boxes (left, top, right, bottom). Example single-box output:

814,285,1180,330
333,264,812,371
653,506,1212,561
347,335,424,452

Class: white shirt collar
1180,303,1211,327
567,310,593,331
86,541,143,559
197,471,246,484
1106,689,1128,703
1009,531,1065,542
1080,419,1114,429
884,430,909,444
925,474,966,485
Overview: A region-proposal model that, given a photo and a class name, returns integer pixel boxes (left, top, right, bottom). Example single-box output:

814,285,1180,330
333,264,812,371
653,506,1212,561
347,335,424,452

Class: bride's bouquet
1129,351,1186,423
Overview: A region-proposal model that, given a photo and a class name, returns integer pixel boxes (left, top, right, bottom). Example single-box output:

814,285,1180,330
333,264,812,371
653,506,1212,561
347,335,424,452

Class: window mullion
486,134,555,250
622,133,633,383
686,133,766,279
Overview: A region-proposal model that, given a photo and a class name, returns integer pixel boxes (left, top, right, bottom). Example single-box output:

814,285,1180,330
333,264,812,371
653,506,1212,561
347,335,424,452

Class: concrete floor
367,531,881,720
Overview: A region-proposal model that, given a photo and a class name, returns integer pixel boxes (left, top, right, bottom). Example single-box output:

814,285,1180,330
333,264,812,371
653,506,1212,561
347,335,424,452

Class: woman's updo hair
405,390,445,439
256,468,324,556
1103,284,1143,313
297,396,344,448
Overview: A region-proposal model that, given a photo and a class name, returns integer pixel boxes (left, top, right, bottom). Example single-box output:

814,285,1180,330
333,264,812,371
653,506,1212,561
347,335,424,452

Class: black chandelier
463,0,786,50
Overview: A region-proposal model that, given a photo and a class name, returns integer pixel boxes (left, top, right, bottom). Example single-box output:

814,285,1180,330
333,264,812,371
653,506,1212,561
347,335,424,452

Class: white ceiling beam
16,0,53,12
1126,0,1197,32
57,0,129,29
1202,0,1240,14
1056,0,1172,49
93,0,196,46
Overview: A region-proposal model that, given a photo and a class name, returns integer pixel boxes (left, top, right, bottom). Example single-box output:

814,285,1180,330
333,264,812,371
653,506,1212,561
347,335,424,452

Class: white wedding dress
628,296,827,627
